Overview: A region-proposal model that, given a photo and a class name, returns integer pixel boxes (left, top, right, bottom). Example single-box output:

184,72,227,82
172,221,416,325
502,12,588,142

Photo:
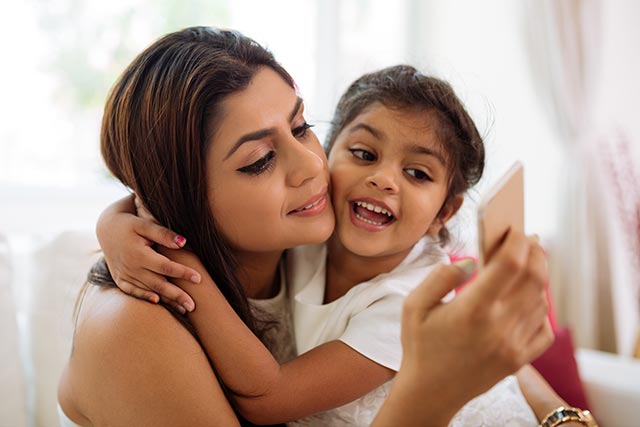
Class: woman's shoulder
76,285,191,346
68,286,239,425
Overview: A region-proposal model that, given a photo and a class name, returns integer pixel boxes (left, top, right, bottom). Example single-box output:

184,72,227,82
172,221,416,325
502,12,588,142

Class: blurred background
0,0,638,426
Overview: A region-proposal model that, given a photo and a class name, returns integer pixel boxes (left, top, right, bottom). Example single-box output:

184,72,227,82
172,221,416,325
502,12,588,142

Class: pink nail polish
175,235,186,247
191,274,201,284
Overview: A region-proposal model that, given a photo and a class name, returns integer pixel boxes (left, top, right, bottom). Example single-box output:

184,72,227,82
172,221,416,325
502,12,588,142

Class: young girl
99,65,563,426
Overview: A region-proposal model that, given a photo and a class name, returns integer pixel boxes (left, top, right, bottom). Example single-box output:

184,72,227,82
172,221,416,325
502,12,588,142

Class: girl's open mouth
350,201,396,229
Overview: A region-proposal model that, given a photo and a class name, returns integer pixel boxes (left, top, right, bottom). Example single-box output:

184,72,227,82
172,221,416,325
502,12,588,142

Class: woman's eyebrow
224,97,304,160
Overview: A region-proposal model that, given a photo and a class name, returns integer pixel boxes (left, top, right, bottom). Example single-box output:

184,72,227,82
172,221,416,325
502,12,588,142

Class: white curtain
524,0,640,355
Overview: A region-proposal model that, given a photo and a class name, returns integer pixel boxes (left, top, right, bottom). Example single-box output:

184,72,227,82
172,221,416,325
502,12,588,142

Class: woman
58,27,553,426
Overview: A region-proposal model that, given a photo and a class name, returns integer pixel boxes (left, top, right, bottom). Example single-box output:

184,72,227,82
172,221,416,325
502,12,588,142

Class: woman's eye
293,122,314,139
349,148,376,162
237,151,276,176
406,168,432,182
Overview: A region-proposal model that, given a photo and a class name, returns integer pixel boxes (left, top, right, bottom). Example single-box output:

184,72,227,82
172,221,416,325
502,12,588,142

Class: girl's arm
96,194,201,312
164,248,394,425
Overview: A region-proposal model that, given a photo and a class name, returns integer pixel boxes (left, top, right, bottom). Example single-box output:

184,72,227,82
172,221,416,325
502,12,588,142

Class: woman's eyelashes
293,122,314,139
237,150,276,175
235,123,312,176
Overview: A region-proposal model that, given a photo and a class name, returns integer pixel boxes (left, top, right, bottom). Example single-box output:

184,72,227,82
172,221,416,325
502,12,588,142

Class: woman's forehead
212,69,298,143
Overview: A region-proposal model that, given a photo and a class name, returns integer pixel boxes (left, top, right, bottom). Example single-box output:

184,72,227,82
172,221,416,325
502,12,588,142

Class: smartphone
477,161,524,266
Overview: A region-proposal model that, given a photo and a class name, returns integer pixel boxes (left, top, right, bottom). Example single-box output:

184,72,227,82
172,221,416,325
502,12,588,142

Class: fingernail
531,234,540,244
175,235,186,247
148,295,159,304
176,305,186,315
191,274,201,284
183,302,194,312
453,258,477,275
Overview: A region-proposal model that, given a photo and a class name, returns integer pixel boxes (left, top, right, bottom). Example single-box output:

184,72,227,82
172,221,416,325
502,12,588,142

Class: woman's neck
233,249,283,299
325,234,411,304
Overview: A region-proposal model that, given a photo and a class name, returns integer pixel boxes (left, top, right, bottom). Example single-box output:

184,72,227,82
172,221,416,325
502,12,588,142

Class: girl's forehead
342,104,444,148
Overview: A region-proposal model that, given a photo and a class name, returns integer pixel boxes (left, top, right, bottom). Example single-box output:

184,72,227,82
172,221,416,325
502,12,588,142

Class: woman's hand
373,230,553,427
96,195,201,313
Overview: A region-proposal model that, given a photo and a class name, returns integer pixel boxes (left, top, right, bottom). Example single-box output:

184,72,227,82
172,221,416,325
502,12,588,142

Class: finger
144,248,201,283
160,295,187,315
502,240,548,304
139,269,195,312
507,291,549,347
134,195,160,224
405,261,476,315
118,280,160,304
135,217,188,249
522,320,555,362
468,231,530,304
125,276,191,314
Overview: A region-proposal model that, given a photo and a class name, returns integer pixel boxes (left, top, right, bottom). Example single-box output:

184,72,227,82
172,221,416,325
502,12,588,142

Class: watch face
541,407,599,427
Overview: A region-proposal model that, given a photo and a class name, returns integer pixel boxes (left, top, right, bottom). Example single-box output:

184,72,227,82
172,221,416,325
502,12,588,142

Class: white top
58,403,82,427
287,236,450,426
249,261,297,364
286,236,538,427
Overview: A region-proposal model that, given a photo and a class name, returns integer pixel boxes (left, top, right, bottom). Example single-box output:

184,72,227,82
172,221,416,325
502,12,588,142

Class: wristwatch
540,406,598,427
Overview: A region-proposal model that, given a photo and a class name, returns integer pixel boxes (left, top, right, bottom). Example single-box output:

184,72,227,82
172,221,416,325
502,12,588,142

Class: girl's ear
427,195,464,236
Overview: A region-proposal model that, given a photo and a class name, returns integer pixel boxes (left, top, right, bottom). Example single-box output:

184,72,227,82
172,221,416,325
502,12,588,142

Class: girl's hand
96,195,201,314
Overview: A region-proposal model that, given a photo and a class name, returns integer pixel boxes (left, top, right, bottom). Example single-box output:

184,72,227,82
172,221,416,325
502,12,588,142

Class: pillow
532,327,590,410
0,235,28,426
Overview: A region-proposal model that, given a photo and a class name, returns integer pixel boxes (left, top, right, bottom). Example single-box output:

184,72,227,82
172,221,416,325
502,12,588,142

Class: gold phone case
477,161,525,266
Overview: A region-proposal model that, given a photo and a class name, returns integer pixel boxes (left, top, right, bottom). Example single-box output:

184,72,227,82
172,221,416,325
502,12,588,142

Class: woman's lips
289,190,329,217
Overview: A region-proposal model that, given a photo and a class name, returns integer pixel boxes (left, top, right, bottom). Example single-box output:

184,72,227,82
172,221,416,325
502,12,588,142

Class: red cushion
531,327,590,410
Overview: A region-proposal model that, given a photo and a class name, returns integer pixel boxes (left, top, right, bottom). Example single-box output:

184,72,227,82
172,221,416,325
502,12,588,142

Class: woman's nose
285,139,325,188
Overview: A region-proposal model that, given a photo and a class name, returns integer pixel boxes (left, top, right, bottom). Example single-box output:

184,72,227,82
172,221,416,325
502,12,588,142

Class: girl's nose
367,166,399,193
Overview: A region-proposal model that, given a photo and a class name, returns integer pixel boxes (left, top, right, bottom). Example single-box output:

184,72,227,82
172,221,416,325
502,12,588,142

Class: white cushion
0,234,28,426
28,231,101,427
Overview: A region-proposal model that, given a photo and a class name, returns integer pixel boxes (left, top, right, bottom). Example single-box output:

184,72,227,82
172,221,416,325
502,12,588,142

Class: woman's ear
427,195,464,236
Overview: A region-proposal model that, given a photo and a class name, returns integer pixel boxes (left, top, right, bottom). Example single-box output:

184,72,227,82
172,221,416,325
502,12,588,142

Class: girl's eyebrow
349,122,446,166
406,144,446,166
224,97,304,160
347,123,384,140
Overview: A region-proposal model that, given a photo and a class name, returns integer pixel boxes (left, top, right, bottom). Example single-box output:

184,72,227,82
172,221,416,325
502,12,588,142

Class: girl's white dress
281,237,538,427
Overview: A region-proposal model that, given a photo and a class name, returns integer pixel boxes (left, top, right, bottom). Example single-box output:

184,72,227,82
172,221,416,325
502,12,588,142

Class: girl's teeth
355,213,384,225
355,201,392,217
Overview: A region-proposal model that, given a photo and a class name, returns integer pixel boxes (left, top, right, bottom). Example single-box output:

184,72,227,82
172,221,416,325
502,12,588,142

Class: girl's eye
293,122,314,139
237,151,276,176
405,168,432,182
349,148,376,162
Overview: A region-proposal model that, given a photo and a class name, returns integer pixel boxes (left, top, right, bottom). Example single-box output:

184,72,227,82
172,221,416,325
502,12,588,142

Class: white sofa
0,234,28,426
1,231,639,427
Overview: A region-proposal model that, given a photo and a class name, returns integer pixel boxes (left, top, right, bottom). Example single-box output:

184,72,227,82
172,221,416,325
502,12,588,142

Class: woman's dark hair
325,65,485,244
92,27,293,426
